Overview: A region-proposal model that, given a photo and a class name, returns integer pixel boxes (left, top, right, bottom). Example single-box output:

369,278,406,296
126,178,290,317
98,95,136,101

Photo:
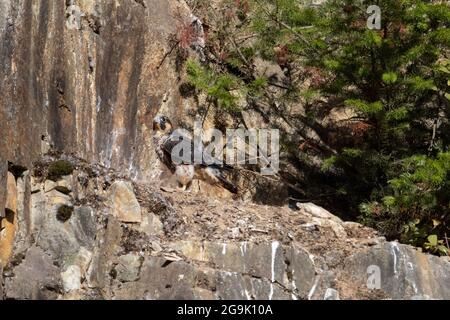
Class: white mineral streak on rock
269,241,280,300
269,283,274,300
240,241,247,256
291,269,298,300
391,242,400,276
271,241,279,282
308,276,320,300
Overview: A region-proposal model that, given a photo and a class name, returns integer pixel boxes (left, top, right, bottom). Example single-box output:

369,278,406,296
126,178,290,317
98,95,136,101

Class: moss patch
47,160,74,181
56,205,74,222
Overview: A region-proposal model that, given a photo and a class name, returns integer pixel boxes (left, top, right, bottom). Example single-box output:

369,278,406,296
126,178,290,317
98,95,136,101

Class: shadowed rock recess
1,0,450,300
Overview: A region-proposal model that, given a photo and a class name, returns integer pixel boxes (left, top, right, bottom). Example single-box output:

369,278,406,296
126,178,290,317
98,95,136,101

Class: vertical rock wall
0,0,193,214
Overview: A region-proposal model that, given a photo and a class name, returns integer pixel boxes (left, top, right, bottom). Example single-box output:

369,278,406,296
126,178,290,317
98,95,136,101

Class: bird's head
152,115,173,135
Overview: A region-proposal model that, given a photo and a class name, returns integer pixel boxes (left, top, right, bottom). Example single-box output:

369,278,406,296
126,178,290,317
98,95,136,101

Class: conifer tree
184,0,450,254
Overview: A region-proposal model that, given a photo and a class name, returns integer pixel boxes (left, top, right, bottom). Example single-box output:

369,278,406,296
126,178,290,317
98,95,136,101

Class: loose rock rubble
0,157,449,300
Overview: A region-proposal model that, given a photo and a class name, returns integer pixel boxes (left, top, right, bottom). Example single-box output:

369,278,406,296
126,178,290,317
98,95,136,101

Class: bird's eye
161,117,166,123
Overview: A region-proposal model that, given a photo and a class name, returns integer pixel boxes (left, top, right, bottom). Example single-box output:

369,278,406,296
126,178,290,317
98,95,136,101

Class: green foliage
361,152,450,255
186,59,241,112
183,0,450,255
344,99,383,116
321,155,338,173
382,72,398,85
47,160,74,182
288,0,450,254
248,77,268,98
424,234,449,256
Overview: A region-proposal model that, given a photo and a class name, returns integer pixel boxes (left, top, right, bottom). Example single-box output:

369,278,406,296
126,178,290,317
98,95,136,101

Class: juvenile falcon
152,115,237,193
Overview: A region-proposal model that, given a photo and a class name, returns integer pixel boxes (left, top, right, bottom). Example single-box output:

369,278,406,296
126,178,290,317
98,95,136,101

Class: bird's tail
204,165,238,194
216,174,238,194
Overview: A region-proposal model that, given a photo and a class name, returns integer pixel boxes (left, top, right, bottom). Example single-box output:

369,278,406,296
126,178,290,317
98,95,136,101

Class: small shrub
361,152,450,255
47,160,74,181
56,205,74,222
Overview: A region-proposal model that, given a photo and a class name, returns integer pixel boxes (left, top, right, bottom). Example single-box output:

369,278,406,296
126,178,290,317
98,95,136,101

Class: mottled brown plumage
152,115,237,193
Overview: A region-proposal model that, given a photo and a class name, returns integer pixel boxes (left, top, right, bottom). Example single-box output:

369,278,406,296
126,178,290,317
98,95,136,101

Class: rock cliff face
1,1,450,300
0,156,449,300
0,0,195,216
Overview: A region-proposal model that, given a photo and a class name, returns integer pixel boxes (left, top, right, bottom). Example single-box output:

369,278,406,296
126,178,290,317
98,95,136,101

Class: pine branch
253,0,318,54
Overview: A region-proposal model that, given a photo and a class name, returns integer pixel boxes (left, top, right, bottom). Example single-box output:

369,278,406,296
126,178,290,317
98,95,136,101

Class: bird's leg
184,180,193,193
177,182,187,192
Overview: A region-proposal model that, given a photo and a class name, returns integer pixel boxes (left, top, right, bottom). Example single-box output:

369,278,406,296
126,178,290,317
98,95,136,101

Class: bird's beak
152,116,161,131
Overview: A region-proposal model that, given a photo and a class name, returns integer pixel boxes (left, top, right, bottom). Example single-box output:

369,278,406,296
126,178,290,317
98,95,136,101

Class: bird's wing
200,165,238,194
161,132,195,165
162,132,224,166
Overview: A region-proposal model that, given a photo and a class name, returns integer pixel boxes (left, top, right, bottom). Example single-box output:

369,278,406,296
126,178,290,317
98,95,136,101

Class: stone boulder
0,172,18,267
115,253,142,283
297,202,347,238
343,242,450,299
61,265,82,293
171,240,316,300
4,246,61,299
108,181,141,223
33,189,97,268
5,172,17,213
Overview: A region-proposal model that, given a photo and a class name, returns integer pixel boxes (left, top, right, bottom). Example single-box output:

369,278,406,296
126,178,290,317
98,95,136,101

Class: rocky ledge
1,156,449,300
